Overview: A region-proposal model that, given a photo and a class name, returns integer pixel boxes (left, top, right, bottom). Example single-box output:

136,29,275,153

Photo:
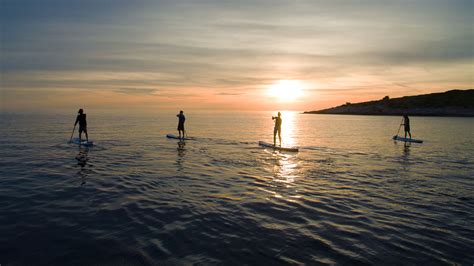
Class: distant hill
304,89,474,117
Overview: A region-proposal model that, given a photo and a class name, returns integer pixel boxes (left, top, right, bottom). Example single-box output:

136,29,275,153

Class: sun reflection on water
279,111,297,148
260,150,302,201
271,153,298,184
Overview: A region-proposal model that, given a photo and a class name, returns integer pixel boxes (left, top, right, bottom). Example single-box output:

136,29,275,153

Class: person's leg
79,129,82,142
85,129,88,142
278,129,282,146
273,129,277,146
404,130,407,138
408,131,411,139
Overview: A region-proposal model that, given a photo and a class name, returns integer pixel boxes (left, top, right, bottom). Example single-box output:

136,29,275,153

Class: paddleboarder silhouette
403,114,411,139
177,110,186,139
74,109,88,143
272,112,282,146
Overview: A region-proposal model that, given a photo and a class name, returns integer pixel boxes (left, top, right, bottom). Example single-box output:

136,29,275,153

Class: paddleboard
71,138,94,146
392,135,423,143
258,141,299,152
166,134,195,140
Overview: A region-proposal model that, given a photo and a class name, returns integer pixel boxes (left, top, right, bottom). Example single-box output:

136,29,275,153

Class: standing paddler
177,110,186,139
272,112,282,147
74,108,88,143
403,114,411,139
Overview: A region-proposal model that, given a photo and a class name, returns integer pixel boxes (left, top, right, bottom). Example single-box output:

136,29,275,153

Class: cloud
215,92,244,96
114,88,158,95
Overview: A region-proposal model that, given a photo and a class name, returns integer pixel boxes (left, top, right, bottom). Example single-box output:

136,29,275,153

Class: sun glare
268,80,304,101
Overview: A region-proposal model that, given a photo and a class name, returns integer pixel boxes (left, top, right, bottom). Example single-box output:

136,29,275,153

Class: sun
268,80,304,101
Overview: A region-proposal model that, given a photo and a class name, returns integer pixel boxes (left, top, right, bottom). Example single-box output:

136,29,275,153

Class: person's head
180,110,183,114
278,112,281,117
403,114,408,118
78,109,83,114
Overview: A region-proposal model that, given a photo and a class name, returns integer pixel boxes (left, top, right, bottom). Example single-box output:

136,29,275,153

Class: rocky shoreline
304,90,474,117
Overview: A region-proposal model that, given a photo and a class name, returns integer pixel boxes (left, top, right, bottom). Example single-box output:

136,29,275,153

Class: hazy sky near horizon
1,0,473,112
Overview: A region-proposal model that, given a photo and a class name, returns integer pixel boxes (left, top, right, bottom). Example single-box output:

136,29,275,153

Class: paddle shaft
69,124,76,143
395,118,404,136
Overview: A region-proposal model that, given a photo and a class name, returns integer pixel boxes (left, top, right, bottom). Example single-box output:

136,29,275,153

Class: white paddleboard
392,135,423,143
71,138,94,146
258,141,299,152
166,134,195,140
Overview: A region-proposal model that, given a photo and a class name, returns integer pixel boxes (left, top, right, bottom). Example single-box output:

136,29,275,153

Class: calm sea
1,111,473,265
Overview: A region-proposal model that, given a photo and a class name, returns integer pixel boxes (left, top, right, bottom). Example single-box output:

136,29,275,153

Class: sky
1,0,473,112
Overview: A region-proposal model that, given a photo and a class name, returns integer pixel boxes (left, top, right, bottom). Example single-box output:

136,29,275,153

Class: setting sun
268,80,304,102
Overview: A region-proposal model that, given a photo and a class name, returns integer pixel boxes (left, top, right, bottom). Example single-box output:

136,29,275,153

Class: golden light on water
280,111,297,148
271,153,298,184
268,80,304,102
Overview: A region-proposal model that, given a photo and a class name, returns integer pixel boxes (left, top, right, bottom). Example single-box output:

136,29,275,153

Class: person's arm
74,115,79,126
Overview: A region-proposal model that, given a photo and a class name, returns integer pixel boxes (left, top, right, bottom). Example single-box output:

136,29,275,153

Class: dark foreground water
1,111,473,265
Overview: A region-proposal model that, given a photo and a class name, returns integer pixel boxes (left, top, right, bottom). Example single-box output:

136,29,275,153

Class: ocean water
1,111,473,265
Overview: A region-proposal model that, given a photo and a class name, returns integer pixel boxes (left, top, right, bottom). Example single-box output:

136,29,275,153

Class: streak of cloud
115,88,158,95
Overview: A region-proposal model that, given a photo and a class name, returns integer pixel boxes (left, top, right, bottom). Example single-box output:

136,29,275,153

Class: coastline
303,109,474,117
304,89,474,117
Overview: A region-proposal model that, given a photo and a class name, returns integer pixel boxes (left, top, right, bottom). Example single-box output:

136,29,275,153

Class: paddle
68,124,76,143
393,118,404,139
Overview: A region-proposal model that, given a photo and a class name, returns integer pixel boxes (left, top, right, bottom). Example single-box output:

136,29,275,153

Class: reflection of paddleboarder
403,114,411,139
177,141,186,156
272,112,282,147
75,146,89,185
176,110,186,139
